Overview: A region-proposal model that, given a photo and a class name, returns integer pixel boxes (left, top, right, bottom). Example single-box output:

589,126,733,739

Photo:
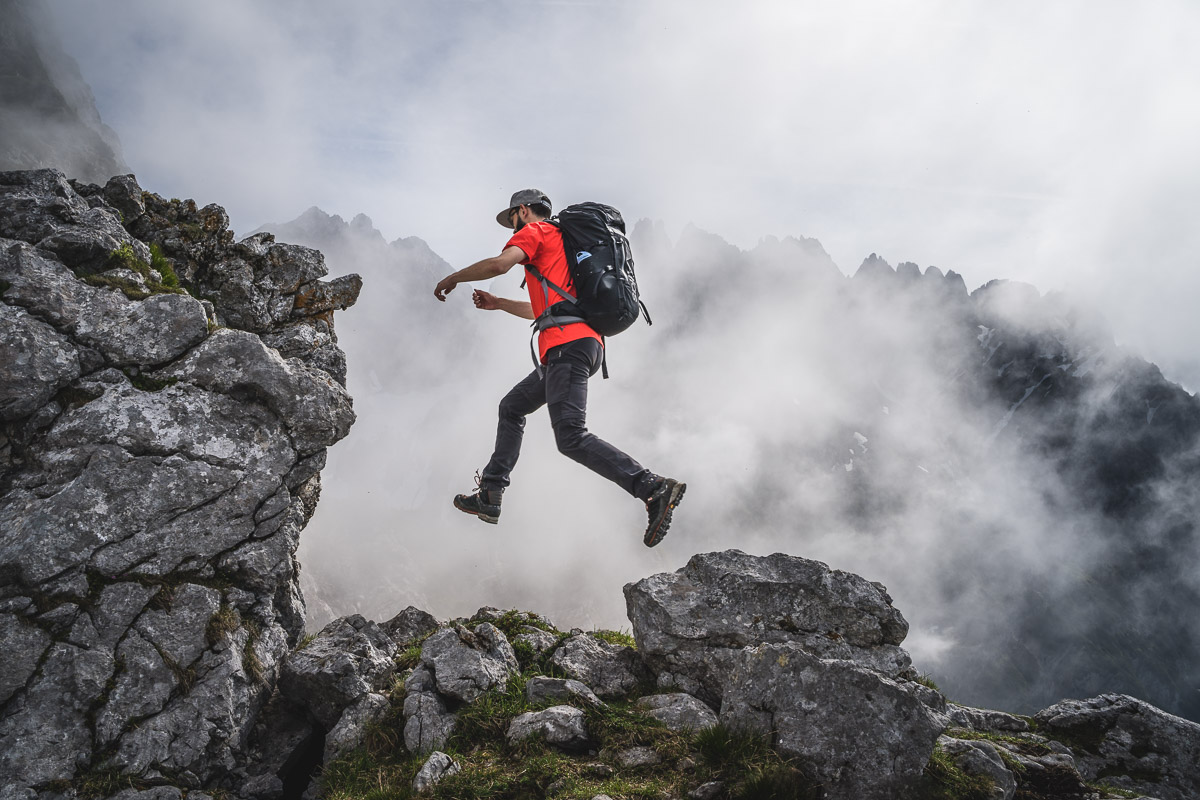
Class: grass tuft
918,746,997,800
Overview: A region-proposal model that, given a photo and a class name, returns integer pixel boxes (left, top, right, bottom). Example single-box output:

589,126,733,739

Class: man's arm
434,245,526,301
473,289,534,320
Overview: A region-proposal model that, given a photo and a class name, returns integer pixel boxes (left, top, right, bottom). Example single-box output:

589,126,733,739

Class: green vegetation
1088,783,1144,799
318,656,822,800
206,604,241,647
149,242,181,289
0,278,10,296
591,628,637,649
917,747,997,800
81,242,187,300
244,620,267,685
914,672,941,692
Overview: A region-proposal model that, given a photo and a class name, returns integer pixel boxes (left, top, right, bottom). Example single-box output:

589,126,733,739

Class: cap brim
496,207,515,229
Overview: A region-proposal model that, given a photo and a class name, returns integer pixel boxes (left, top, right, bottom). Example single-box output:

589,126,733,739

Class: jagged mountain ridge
275,205,1200,725
0,0,129,184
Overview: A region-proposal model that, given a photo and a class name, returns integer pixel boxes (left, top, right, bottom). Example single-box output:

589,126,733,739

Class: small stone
507,705,591,752
527,676,604,708
636,693,718,732
689,783,724,800
412,751,460,793
616,746,660,768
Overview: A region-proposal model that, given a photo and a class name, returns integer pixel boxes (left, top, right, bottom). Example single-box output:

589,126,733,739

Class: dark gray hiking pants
480,337,655,500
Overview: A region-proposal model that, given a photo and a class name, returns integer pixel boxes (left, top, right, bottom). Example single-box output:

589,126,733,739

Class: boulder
403,691,457,755
324,692,392,763
1035,694,1200,800
420,623,518,703
0,303,79,421
937,736,1016,800
624,550,913,705
635,693,718,732
526,676,604,708
0,240,208,367
720,642,942,800
381,606,440,647
548,634,646,699
514,627,560,655
506,705,591,752
412,752,460,794
279,615,397,729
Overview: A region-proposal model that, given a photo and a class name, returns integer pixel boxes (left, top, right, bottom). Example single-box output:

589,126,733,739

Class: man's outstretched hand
473,289,501,310
434,275,458,301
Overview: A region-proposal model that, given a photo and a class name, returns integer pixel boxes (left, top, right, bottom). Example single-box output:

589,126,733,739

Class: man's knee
498,394,528,423
553,417,588,458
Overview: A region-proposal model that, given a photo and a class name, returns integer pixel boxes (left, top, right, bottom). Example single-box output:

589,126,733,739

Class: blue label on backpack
576,250,591,262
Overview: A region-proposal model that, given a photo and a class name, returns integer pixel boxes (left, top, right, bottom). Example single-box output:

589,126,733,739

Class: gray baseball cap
496,188,552,228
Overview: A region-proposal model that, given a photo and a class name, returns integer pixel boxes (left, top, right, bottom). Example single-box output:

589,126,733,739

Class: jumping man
433,189,685,547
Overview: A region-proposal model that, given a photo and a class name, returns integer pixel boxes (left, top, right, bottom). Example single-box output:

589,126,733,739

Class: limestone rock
420,623,518,703
615,746,660,768
0,643,113,785
0,169,357,793
1035,694,1200,800
938,737,1016,800
514,627,560,655
625,549,913,705
412,751,460,794
381,606,440,647
720,642,942,800
0,302,79,421
506,705,591,752
635,693,718,732
403,690,457,755
548,634,646,699
0,240,208,367
526,676,604,708
324,692,391,763
156,328,355,455
279,615,397,729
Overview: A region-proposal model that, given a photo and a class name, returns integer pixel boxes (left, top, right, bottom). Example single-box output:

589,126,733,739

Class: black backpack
523,203,652,376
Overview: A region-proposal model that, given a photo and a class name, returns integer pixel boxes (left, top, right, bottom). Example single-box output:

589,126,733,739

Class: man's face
510,206,525,232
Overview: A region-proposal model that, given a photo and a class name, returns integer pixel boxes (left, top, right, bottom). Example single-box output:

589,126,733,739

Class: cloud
37,0,1200,716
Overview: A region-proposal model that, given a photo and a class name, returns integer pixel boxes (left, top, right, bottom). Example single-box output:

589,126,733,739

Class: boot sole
644,482,686,547
453,497,500,524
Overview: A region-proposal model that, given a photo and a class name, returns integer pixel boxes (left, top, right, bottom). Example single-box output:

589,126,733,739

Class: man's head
497,188,552,230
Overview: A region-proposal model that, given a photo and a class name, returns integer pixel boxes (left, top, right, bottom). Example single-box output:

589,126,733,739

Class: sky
45,0,1200,390
29,0,1200,716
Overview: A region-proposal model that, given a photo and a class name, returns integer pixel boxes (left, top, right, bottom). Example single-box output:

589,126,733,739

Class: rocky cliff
0,168,359,794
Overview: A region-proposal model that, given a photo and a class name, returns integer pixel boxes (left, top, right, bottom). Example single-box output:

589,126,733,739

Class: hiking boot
454,478,503,524
644,477,686,547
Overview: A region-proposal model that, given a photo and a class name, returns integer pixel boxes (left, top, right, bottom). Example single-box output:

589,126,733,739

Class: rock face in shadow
0,168,359,793
0,0,130,184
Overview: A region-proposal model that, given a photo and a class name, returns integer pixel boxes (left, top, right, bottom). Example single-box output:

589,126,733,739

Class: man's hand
434,247,527,304
473,289,501,310
434,275,458,301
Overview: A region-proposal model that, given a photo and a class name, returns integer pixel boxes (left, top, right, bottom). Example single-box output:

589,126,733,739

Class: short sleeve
505,224,544,263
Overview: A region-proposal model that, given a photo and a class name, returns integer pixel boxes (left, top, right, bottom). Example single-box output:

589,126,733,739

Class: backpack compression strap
522,265,610,379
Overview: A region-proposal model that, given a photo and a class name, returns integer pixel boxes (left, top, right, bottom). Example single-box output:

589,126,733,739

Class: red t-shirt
506,220,601,362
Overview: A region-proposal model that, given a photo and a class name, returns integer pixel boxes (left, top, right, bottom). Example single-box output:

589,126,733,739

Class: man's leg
481,369,547,490
454,369,546,523
545,338,658,498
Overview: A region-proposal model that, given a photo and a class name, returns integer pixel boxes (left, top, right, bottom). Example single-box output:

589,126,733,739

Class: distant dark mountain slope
0,0,129,183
